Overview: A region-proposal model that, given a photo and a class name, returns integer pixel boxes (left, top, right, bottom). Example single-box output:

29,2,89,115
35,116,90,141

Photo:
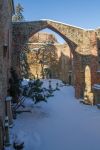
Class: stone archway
12,19,98,102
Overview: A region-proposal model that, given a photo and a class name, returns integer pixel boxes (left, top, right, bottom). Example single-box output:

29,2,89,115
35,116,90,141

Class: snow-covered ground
9,79,100,150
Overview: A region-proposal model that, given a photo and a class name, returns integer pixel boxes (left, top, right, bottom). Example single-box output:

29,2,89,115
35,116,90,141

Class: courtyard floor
9,79,100,150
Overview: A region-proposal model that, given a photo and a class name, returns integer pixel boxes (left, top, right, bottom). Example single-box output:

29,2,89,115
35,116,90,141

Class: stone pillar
74,54,82,99
93,85,100,104
5,96,13,126
92,72,100,104
4,116,10,147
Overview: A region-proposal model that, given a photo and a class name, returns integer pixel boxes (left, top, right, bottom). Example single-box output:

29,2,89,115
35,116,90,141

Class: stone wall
28,32,58,43
0,0,14,148
55,44,73,84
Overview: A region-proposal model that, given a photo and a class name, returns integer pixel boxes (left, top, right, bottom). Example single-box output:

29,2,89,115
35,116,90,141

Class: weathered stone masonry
0,0,14,148
12,20,100,103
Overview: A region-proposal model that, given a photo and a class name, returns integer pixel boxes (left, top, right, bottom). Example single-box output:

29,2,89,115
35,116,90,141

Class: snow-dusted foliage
8,79,100,150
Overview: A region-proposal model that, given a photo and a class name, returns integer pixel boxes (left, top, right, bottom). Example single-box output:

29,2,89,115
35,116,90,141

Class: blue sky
14,0,100,43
